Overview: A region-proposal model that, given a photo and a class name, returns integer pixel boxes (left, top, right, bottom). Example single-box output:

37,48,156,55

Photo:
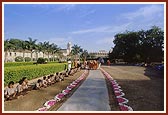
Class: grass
4,62,67,86
4,61,60,67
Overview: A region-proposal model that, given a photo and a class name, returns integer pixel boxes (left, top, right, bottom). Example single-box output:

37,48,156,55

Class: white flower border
100,68,133,111
36,70,89,111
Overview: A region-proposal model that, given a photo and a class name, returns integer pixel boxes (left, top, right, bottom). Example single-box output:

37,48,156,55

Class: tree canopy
109,26,164,63
4,38,60,62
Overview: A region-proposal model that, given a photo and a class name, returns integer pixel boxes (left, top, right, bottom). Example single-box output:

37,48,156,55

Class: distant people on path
107,60,111,66
74,60,78,68
87,60,99,70
67,59,72,72
98,58,104,69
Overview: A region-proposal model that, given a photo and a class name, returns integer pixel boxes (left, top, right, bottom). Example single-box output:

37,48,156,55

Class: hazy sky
4,3,164,52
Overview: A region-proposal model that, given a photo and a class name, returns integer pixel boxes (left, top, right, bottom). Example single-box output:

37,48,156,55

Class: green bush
44,58,48,62
4,61,59,67
15,56,23,62
4,63,66,86
25,57,31,62
37,58,46,64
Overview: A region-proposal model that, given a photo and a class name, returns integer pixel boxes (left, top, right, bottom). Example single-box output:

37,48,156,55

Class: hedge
4,63,67,86
4,61,60,67
4,62,34,67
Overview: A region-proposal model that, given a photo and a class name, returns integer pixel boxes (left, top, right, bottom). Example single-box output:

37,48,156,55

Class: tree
109,26,164,63
43,41,53,61
21,41,28,62
26,37,37,61
111,31,139,63
71,44,83,60
50,43,60,61
4,39,15,62
138,26,164,63
38,42,46,58
4,37,62,62
81,50,89,60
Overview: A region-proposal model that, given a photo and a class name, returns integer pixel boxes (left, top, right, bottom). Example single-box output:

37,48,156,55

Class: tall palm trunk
52,52,55,62
43,52,45,58
23,50,25,62
48,52,50,62
31,51,33,62
36,51,38,61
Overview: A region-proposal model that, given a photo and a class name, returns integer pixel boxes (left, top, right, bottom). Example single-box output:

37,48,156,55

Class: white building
89,50,108,59
4,42,72,62
60,42,72,57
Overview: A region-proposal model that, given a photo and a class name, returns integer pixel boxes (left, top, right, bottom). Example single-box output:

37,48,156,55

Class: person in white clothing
67,59,72,72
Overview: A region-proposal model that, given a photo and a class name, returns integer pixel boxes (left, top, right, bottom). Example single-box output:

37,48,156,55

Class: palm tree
81,50,88,60
38,42,46,58
26,37,37,61
71,44,83,60
4,39,15,62
51,44,60,61
43,41,52,62
21,41,29,62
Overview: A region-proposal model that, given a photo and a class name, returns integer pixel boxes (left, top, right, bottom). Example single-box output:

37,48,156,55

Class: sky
4,3,164,52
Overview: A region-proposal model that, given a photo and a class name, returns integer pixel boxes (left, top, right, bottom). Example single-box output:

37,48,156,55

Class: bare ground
4,65,164,111
4,70,85,111
102,65,164,111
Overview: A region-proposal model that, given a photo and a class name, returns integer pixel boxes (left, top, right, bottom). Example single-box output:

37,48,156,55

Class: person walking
107,60,111,66
67,59,72,72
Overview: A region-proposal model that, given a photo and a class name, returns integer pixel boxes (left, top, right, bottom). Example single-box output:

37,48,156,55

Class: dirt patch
49,70,89,111
4,70,85,111
102,65,164,111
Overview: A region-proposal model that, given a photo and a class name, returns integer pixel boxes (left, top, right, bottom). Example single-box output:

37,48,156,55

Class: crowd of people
4,58,110,101
4,66,80,101
81,58,107,70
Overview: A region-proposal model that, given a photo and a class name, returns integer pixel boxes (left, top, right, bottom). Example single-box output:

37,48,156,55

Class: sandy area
102,65,164,111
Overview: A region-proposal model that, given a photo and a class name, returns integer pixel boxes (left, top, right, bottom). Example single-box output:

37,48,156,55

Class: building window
10,52,12,56
15,53,17,56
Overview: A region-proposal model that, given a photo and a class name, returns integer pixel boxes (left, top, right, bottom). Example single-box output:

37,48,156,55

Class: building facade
4,42,72,62
89,50,109,59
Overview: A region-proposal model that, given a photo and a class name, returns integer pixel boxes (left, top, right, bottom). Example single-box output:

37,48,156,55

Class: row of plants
4,60,60,67
4,63,66,86
5,62,34,67
13,56,59,62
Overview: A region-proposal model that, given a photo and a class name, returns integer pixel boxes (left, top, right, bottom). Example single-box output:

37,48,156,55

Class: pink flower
114,88,123,92
113,85,121,89
119,104,133,111
117,97,128,104
62,89,70,95
38,107,48,111
46,100,56,106
55,93,64,101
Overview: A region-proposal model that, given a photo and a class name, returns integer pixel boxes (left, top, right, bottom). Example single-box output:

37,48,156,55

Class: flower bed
36,70,89,111
100,68,133,111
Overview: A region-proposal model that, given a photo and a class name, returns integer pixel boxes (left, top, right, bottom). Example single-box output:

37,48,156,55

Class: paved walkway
57,70,111,111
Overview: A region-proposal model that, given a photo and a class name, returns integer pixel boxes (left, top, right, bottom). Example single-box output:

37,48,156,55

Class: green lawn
4,62,67,86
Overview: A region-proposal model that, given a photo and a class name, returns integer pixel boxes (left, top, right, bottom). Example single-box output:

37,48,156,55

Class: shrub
37,58,46,64
25,57,31,62
15,56,23,62
4,63,66,86
33,58,36,61
44,58,48,62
